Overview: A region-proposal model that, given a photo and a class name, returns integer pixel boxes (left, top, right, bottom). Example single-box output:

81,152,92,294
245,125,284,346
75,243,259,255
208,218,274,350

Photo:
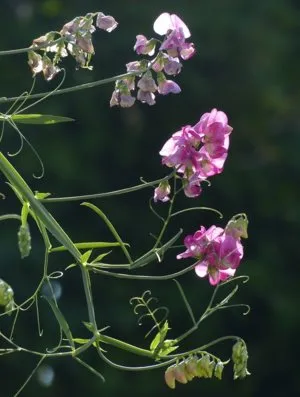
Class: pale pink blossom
153,13,191,38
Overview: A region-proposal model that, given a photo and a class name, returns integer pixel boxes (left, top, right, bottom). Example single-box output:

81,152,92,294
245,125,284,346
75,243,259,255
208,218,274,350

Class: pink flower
177,218,246,286
177,226,223,259
195,262,236,286
153,13,195,60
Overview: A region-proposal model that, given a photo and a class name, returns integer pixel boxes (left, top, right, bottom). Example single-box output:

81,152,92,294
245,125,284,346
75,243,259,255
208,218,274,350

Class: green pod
18,223,31,258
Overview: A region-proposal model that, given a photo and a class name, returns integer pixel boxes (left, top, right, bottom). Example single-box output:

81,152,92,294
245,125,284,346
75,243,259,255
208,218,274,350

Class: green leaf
159,344,179,357
81,250,92,264
73,338,90,345
44,296,74,349
83,321,95,333
51,242,122,253
150,320,169,351
91,251,111,263
6,114,74,125
35,191,52,199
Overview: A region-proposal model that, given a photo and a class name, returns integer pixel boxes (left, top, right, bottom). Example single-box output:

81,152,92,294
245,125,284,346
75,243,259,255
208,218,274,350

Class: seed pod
18,223,31,258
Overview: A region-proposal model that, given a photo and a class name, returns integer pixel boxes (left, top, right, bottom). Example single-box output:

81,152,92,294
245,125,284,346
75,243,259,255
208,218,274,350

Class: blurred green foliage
0,0,299,396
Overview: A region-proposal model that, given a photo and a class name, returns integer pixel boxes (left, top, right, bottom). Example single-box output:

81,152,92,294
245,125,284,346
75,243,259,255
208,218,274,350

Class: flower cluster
28,12,118,80
164,354,224,389
177,214,248,285
155,108,232,200
110,13,195,107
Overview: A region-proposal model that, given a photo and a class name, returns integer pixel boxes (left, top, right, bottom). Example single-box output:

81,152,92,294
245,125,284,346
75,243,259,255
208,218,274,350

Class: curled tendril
48,271,64,279
130,290,169,338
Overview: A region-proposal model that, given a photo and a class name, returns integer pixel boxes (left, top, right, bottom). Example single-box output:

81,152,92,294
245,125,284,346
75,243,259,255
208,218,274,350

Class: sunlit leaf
6,114,74,125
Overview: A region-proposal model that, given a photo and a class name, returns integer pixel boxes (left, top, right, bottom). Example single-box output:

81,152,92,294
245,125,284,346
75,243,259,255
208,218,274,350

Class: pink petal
195,262,208,278
153,13,191,38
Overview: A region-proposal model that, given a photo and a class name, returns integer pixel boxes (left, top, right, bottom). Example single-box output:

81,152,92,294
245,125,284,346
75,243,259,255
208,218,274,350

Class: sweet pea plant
0,11,250,396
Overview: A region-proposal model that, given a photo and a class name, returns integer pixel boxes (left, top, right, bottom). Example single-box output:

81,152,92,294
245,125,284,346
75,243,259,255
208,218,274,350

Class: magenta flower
177,226,223,260
195,262,236,286
177,218,246,286
158,109,232,198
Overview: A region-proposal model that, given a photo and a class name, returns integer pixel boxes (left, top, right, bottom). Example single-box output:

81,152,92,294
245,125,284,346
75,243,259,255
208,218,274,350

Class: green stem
0,72,139,105
42,174,174,203
90,262,196,280
98,334,153,359
0,152,98,330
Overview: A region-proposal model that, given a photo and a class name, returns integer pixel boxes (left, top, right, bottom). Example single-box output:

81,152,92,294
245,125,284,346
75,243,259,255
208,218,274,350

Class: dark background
0,0,299,396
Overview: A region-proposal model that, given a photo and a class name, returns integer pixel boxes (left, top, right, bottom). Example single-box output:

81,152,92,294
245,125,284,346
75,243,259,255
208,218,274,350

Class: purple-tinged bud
76,36,94,54
180,42,195,60
164,366,176,389
134,35,156,56
28,51,43,76
137,72,157,92
158,79,181,95
32,32,56,48
151,54,166,73
60,17,80,35
137,90,156,105
126,61,142,72
110,90,136,108
154,181,171,203
42,56,60,81
164,56,182,75
96,12,118,32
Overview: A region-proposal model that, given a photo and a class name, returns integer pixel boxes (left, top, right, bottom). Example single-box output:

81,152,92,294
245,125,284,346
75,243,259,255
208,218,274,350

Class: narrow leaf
44,296,74,349
7,114,74,125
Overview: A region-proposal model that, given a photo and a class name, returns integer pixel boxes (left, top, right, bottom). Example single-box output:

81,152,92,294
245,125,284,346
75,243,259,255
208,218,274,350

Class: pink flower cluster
177,215,248,285
156,109,232,200
110,13,195,107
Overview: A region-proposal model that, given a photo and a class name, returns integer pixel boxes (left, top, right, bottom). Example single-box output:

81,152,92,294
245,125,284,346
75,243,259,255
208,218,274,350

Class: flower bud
196,354,214,378
96,12,118,32
232,340,251,379
18,223,31,259
173,362,188,384
214,361,224,380
164,366,176,389
154,181,171,203
184,356,198,378
0,279,14,308
225,214,248,239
